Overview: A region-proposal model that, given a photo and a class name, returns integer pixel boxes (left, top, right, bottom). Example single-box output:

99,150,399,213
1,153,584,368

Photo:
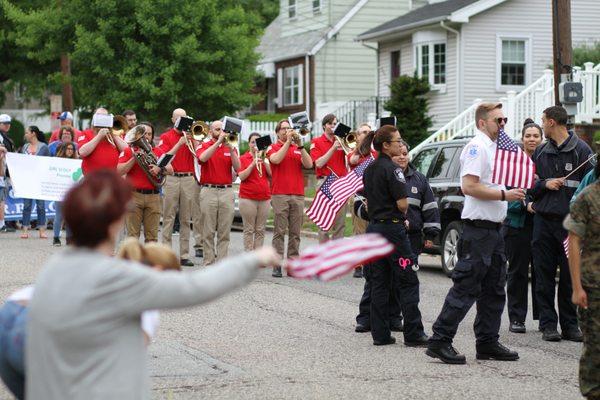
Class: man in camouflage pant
564,161,600,400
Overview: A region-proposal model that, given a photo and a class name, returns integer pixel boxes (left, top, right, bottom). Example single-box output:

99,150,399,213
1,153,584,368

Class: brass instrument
185,120,208,155
227,132,238,148
254,150,264,177
107,115,128,146
125,125,165,188
343,131,357,152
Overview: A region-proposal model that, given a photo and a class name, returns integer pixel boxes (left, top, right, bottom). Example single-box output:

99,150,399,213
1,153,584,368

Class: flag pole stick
563,153,597,180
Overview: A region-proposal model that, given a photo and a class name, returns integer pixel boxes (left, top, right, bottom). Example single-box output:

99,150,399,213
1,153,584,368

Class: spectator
52,142,78,246
49,111,79,143
48,126,76,156
0,114,16,233
20,126,50,239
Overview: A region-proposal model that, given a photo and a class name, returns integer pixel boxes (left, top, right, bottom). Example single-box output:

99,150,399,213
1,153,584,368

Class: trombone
185,120,208,155
337,131,357,154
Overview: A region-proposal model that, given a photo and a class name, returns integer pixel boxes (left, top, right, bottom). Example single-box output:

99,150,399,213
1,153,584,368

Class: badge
224,152,231,157
411,186,418,194
565,163,573,171
466,145,479,159
394,168,406,183
294,150,301,154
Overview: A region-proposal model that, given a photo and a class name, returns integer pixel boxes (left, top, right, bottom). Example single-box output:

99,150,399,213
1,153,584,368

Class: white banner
6,153,83,202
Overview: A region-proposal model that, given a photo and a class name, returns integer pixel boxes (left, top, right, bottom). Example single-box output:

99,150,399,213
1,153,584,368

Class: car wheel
441,221,462,277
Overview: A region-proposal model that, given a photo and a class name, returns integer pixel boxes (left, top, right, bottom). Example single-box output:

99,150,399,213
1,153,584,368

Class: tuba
125,125,165,188
107,115,128,146
186,120,208,155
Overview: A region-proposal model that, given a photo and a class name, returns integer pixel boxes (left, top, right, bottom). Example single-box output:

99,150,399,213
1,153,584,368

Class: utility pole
552,0,572,106
60,53,74,112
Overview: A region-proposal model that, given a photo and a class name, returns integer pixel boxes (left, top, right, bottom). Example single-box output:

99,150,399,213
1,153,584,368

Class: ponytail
358,131,376,156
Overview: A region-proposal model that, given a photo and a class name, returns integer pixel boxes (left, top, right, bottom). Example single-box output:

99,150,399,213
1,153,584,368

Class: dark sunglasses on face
494,117,508,124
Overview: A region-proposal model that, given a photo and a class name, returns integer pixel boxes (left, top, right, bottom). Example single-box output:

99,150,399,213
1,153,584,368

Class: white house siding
280,0,331,38
461,0,600,112
313,0,411,116
377,30,458,130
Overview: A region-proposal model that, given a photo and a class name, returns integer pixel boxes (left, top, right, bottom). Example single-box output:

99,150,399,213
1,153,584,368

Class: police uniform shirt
363,153,408,221
460,130,507,223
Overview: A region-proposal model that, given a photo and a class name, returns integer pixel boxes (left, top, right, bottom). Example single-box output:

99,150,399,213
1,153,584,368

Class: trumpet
286,128,308,146
227,132,238,148
185,120,208,156
106,115,128,147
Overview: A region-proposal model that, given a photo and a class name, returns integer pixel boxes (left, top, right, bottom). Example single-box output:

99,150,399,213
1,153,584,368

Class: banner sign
3,187,57,222
5,153,83,202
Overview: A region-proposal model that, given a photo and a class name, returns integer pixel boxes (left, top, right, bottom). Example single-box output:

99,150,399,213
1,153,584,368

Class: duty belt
372,218,404,225
173,172,194,177
464,219,501,230
134,188,160,195
202,184,232,189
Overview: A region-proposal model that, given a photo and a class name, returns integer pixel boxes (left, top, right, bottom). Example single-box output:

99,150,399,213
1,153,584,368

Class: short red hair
63,170,132,248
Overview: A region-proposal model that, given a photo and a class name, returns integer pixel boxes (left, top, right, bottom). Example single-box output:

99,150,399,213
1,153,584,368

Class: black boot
426,342,466,364
476,342,519,361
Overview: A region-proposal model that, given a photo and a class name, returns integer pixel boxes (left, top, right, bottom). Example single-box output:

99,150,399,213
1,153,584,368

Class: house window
313,0,321,14
500,39,526,86
391,51,401,80
415,42,445,87
288,0,296,19
283,65,301,106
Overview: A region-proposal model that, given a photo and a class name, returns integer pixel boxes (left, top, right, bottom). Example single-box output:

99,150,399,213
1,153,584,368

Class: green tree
384,75,432,148
236,0,279,26
3,0,263,123
573,41,600,67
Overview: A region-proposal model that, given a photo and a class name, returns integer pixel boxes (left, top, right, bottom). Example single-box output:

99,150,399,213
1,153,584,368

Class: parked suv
411,138,469,276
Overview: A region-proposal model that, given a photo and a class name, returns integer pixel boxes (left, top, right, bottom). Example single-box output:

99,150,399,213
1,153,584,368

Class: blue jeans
22,198,46,228
53,201,71,239
0,301,27,400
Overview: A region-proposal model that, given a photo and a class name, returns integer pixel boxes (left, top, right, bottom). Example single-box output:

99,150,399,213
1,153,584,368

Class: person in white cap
0,114,16,232
49,111,79,143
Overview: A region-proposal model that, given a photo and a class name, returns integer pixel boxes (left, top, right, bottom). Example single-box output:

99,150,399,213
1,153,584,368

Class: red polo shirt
50,127,81,143
196,139,236,185
310,134,348,178
156,128,195,173
238,152,270,200
347,150,378,170
266,141,305,195
119,146,165,190
77,129,120,175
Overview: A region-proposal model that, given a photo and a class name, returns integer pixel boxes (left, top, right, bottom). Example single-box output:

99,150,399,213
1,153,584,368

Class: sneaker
542,328,561,342
180,258,194,267
509,321,526,333
353,266,363,278
0,225,15,233
272,266,282,278
195,248,203,258
53,237,62,247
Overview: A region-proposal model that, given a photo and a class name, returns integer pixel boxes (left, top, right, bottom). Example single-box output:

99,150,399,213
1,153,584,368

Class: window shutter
298,64,304,105
277,68,283,107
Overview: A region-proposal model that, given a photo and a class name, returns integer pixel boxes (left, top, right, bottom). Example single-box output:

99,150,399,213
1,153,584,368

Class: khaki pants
200,186,234,265
161,175,196,259
239,198,270,251
126,192,161,242
192,182,203,250
271,195,304,259
316,179,347,243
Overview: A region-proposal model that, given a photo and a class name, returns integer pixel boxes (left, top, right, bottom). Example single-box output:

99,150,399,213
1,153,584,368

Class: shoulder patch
411,186,418,194
466,144,479,159
394,168,406,183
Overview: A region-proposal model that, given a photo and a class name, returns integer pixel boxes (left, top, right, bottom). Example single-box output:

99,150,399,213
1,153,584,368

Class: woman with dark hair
51,142,78,246
360,125,427,347
20,126,50,239
25,170,280,399
504,118,543,333
48,126,76,156
238,132,271,251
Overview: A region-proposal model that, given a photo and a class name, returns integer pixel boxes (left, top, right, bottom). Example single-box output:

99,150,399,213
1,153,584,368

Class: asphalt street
0,230,584,399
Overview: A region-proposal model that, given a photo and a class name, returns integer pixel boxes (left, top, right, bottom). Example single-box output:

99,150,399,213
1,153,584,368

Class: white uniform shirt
460,130,507,223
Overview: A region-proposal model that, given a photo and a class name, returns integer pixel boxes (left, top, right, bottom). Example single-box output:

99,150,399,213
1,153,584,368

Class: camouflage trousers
580,287,600,399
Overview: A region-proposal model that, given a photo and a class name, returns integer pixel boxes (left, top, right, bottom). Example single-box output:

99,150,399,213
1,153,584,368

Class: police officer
564,156,600,399
426,103,524,364
530,105,593,342
362,125,427,347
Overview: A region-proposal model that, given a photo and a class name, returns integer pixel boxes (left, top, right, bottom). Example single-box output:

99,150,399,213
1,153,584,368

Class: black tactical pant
355,232,422,327
532,214,578,331
430,223,506,345
503,222,538,323
366,222,424,342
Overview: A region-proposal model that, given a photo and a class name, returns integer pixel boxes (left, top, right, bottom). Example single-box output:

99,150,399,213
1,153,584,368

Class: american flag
492,129,535,188
563,236,569,259
286,234,394,281
306,174,344,231
329,156,374,203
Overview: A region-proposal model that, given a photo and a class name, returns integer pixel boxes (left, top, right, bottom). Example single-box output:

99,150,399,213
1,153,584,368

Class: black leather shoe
272,266,282,278
476,342,519,361
426,343,466,364
180,258,194,267
405,334,429,347
353,267,363,278
390,320,403,332
542,328,561,342
509,321,526,333
373,336,396,346
0,225,15,233
562,328,583,342
195,248,203,258
355,324,370,333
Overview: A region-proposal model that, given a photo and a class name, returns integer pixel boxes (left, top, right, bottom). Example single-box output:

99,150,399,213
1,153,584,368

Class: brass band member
196,120,240,265
156,109,198,267
310,113,348,243
267,120,313,277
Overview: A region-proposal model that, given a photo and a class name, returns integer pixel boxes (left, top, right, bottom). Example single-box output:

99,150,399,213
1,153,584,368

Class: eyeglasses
493,117,508,124
214,128,222,131
386,140,403,143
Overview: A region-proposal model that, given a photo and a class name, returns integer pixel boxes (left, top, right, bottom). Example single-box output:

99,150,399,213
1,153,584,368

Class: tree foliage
384,75,432,148
2,0,266,123
573,41,600,68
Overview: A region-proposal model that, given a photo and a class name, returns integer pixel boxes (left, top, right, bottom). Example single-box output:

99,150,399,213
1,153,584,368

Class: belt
371,218,405,225
173,172,194,177
464,219,501,230
134,188,160,195
202,184,232,189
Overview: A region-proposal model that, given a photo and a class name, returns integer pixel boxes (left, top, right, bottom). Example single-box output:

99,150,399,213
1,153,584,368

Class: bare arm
269,132,293,165
114,135,128,152
238,159,255,181
78,129,108,157
569,233,587,308
116,156,136,175
230,146,241,171
198,134,225,163
300,148,313,169
396,198,408,214
315,140,341,169
462,174,525,201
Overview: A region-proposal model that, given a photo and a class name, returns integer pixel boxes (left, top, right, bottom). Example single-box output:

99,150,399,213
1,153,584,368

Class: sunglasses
493,117,508,124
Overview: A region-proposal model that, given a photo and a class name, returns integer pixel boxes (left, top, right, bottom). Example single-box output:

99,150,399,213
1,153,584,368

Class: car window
430,147,458,180
411,148,438,176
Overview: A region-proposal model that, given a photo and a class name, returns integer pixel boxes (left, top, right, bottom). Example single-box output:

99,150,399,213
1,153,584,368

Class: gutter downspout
440,21,461,115
305,54,311,119
361,42,380,119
